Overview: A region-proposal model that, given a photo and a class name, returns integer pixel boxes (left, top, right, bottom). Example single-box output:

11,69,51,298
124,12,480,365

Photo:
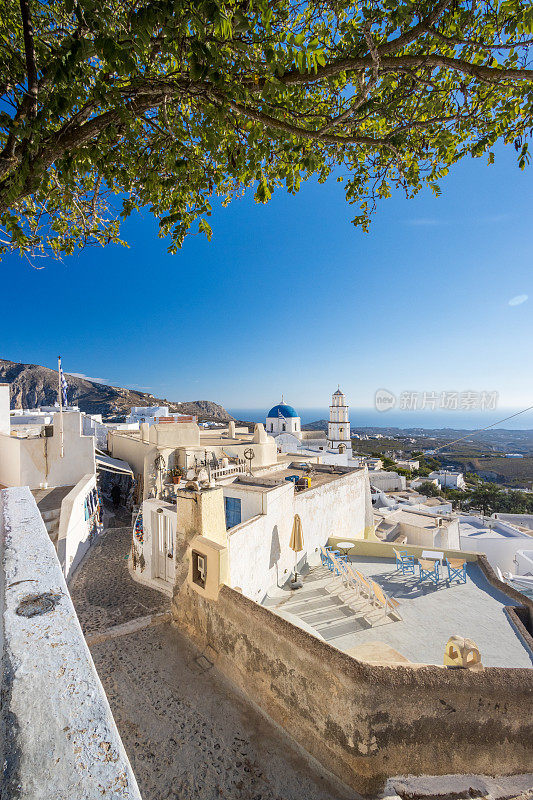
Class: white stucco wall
515,548,533,576
226,469,371,602
267,415,301,435
56,473,98,581
0,486,141,800
0,433,21,487
0,383,9,435
369,471,406,491
109,431,151,476
222,483,267,524
0,412,95,490
459,515,531,572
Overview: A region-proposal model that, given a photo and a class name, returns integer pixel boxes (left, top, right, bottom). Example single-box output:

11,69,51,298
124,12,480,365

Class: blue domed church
266,390,357,466
266,398,301,436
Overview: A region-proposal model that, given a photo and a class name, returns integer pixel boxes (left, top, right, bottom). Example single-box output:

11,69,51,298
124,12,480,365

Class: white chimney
0,383,10,435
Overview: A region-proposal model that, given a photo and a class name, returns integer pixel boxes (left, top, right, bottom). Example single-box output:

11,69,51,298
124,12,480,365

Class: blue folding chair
320,546,340,572
393,548,415,575
330,552,346,575
446,558,467,584
320,546,334,568
418,559,440,587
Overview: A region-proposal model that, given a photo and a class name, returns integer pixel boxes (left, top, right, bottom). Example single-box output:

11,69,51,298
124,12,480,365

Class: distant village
1,379,532,798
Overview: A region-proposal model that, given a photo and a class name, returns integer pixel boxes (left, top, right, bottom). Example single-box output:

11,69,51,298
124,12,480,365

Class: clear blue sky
2,143,532,414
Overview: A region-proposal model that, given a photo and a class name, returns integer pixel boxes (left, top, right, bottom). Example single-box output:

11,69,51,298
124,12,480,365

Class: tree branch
19,0,38,118
206,90,400,154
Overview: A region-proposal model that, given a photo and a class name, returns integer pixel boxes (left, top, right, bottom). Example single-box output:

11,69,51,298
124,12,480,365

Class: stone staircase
31,485,74,548
40,507,61,545
266,565,371,647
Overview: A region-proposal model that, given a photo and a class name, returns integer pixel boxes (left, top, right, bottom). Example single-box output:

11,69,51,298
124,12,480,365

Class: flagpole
58,355,64,458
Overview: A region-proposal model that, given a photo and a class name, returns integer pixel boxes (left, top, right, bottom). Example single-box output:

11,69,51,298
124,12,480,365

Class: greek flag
59,359,68,407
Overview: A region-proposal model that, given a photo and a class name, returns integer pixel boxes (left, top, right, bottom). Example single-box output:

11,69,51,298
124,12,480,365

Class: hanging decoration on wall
84,486,103,541
134,510,144,544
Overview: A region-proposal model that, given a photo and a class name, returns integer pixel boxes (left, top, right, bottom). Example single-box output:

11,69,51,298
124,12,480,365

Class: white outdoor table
421,550,444,562
336,541,355,556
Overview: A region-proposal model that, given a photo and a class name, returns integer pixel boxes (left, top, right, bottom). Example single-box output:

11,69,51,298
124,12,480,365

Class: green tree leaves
0,0,532,259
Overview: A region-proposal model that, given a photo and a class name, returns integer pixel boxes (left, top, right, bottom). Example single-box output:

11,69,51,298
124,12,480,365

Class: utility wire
432,404,533,454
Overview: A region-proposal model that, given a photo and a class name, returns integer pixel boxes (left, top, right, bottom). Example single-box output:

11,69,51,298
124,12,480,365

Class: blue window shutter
224,497,241,528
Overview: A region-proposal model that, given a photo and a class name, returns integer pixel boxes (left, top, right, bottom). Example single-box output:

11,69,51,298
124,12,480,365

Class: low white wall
459,534,531,573
0,486,141,800
0,433,21,487
460,516,531,572
515,548,533,576
57,473,98,581
0,383,9,435
493,513,533,532
369,472,406,491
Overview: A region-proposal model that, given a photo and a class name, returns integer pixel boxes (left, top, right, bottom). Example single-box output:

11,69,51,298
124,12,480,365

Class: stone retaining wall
172,582,533,796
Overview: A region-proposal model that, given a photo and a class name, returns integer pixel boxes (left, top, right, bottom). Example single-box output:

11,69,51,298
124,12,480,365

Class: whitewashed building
429,470,467,490
126,405,194,426
132,462,375,601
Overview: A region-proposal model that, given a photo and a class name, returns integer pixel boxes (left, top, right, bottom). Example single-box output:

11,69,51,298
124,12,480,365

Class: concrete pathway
69,522,170,636
90,623,356,800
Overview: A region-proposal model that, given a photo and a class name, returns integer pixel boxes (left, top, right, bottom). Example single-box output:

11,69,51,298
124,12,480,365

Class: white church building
266,389,361,467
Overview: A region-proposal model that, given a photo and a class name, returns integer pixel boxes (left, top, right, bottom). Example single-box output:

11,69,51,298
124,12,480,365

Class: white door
152,512,174,582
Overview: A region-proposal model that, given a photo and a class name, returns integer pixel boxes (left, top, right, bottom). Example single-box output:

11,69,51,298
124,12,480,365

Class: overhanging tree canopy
1,0,532,259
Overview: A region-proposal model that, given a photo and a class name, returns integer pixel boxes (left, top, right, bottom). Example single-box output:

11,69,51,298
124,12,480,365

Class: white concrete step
319,617,370,641
284,594,342,615
303,606,355,626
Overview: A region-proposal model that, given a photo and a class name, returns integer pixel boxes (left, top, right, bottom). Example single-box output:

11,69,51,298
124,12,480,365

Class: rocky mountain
0,359,232,421
302,419,329,432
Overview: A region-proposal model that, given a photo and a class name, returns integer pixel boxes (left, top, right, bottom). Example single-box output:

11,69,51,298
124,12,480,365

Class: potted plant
170,467,183,484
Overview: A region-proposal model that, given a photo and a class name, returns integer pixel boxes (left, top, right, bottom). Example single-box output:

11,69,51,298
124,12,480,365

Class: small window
282,423,286,431
192,550,206,588
224,496,242,528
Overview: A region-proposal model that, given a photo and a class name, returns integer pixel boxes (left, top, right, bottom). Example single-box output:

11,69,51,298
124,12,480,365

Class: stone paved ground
69,517,170,635
91,625,355,800
70,509,356,800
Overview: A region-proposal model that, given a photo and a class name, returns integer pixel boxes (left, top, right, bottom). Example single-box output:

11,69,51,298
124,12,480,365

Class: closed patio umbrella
289,514,304,589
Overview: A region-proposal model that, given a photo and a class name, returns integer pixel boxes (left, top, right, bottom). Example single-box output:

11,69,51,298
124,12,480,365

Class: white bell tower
327,387,352,455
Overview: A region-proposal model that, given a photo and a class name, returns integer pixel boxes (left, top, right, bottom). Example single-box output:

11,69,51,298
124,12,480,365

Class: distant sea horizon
227,407,533,431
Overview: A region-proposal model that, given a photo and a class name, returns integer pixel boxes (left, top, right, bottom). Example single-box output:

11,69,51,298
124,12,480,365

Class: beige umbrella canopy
289,514,304,588
289,514,304,552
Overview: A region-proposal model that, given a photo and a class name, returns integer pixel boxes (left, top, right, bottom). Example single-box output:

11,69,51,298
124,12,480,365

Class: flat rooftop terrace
264,555,532,668
231,464,361,494
274,463,361,491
